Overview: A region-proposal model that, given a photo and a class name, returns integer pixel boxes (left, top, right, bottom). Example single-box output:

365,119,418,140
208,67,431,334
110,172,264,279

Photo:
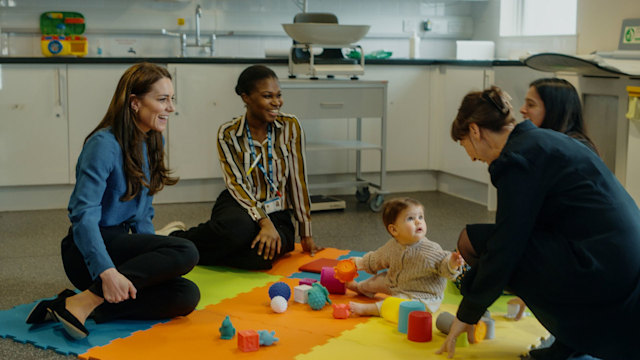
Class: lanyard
245,121,281,197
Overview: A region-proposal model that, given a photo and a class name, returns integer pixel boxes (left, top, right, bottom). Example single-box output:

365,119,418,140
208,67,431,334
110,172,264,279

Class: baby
348,197,464,316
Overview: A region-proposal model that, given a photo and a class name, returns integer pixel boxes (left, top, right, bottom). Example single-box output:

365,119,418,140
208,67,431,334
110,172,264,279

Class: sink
282,23,370,45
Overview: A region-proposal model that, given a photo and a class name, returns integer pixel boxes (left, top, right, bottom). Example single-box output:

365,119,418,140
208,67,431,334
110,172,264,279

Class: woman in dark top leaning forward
437,86,640,360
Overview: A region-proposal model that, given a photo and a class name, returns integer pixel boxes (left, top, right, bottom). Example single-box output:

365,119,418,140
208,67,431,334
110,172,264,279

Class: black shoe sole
47,296,89,340
26,289,76,324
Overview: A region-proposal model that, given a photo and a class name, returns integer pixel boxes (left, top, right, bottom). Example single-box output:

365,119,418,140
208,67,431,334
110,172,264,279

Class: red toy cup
407,311,432,342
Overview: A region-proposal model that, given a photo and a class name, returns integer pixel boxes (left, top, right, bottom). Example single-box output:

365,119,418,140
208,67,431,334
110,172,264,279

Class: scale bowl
282,23,370,45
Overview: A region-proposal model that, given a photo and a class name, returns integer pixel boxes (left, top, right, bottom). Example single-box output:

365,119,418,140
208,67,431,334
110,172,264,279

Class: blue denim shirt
68,128,154,280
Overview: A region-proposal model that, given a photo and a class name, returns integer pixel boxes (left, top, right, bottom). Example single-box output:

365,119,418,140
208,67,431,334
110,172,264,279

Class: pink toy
320,266,346,294
407,311,432,342
332,303,351,319
238,330,260,352
299,278,317,286
333,259,358,283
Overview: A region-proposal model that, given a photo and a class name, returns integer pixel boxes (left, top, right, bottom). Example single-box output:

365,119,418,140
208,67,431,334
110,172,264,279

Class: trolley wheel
369,194,384,212
355,187,370,203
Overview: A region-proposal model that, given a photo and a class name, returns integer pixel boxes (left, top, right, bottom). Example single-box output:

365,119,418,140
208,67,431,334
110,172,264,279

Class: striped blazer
217,113,312,237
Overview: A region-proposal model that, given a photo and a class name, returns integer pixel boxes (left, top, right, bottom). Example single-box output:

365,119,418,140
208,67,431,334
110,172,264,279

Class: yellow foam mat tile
297,303,549,360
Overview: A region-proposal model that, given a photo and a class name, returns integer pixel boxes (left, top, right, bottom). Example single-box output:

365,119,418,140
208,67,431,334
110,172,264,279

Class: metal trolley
280,79,388,211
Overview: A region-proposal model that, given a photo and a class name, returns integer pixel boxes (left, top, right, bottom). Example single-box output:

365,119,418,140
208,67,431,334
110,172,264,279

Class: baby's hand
349,257,362,270
449,251,465,270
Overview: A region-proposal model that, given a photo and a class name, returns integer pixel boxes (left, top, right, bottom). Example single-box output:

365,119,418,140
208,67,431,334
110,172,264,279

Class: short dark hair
451,86,515,141
235,65,278,96
382,197,423,234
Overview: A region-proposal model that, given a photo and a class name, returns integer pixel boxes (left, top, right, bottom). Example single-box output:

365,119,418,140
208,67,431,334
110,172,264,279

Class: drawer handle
320,102,344,108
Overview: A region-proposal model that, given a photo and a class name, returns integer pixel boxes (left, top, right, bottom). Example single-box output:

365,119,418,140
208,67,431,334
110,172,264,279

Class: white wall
0,0,480,59
576,0,640,54
1,0,635,59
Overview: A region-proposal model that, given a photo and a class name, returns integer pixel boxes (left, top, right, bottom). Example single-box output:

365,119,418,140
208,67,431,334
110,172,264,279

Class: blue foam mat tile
0,297,167,357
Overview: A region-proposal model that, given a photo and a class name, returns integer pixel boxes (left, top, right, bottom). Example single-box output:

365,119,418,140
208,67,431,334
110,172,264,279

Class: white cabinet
67,64,132,182
360,65,431,172
429,65,492,183
0,64,69,186
167,64,245,180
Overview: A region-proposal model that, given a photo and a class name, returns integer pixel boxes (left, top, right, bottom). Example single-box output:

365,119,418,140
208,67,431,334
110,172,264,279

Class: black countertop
0,57,524,66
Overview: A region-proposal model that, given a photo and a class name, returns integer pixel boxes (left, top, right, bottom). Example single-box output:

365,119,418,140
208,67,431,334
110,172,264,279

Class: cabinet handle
172,67,178,105
56,68,63,107
320,102,344,108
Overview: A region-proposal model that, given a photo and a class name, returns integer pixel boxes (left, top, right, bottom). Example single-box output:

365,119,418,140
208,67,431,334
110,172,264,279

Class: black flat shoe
26,289,76,324
47,296,89,340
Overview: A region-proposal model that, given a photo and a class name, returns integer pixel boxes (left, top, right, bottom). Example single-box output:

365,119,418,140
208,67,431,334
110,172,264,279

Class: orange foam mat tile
264,245,350,278
297,303,549,360
80,277,376,360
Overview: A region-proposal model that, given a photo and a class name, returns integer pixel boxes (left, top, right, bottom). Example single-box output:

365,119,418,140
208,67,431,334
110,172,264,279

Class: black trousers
61,225,200,323
172,189,296,270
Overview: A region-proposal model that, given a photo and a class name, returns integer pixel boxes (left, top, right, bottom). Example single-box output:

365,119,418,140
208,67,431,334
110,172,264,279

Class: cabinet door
67,64,132,182
167,64,245,180
0,64,69,186
430,66,490,183
362,66,430,172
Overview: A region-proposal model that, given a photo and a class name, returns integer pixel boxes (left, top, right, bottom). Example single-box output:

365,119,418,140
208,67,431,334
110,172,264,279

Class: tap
195,4,202,46
162,4,215,57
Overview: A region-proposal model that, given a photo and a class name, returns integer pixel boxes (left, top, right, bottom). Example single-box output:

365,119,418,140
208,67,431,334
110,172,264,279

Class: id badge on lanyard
246,122,282,214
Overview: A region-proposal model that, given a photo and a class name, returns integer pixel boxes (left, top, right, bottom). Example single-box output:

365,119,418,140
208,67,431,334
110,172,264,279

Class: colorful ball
268,281,291,301
271,296,288,313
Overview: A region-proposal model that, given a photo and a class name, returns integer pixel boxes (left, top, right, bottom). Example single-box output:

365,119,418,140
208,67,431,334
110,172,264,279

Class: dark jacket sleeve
457,151,547,324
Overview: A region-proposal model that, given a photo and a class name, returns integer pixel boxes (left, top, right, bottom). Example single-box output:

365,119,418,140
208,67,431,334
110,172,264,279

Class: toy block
238,330,259,352
294,284,312,304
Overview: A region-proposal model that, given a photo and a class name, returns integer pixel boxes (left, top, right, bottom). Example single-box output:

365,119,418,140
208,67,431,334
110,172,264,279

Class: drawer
281,86,384,119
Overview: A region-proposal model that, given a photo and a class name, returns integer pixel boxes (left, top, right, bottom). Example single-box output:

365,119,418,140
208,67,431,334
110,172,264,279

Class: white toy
270,295,288,313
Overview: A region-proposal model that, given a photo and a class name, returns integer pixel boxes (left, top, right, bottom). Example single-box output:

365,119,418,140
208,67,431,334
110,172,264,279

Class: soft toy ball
271,296,288,313
268,281,291,301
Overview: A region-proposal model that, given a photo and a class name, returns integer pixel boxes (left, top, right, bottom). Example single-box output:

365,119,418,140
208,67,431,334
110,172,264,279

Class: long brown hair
451,86,516,141
85,62,178,201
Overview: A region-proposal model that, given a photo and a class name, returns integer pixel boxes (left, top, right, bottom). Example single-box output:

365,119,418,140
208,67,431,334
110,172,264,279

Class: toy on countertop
219,315,236,340
332,303,351,319
39,11,87,57
257,330,279,346
333,259,358,283
270,295,288,313
268,281,291,301
307,282,331,310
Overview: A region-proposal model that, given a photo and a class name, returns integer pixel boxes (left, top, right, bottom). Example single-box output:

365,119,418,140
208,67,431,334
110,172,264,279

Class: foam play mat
0,245,549,359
